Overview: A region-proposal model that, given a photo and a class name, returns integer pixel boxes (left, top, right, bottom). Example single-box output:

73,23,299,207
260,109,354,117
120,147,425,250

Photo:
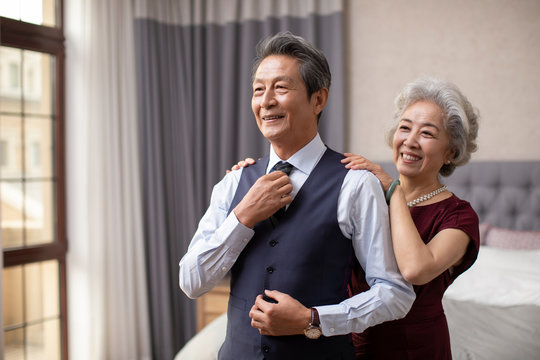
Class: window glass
1,181,24,248
25,117,54,178
0,0,57,27
25,261,59,322
4,328,24,360
0,47,22,113
23,51,54,116
1,47,56,249
3,261,61,360
0,115,23,179
26,320,61,359
25,180,55,246
2,266,24,328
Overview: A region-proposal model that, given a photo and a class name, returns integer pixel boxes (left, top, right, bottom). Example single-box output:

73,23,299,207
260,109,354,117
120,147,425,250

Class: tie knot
271,161,294,176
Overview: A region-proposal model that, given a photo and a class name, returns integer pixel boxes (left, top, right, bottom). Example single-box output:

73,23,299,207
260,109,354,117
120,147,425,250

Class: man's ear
312,88,329,116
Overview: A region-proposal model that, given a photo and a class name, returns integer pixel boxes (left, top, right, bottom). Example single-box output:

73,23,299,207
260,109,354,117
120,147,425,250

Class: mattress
442,246,540,360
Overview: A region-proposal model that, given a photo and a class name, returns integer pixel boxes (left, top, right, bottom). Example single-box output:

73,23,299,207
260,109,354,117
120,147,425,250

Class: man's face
251,55,319,150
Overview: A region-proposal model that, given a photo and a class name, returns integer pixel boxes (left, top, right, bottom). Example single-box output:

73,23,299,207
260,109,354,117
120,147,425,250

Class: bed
435,161,540,360
176,161,540,360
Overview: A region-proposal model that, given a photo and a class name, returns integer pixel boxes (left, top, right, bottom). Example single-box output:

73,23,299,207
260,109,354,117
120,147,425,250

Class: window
1,0,66,359
9,63,20,89
1,140,7,166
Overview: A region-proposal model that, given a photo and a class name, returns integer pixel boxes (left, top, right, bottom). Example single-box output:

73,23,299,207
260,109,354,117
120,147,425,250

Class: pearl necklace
407,185,448,207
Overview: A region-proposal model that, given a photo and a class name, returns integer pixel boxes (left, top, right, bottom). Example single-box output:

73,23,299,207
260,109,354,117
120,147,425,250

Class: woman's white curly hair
386,77,479,176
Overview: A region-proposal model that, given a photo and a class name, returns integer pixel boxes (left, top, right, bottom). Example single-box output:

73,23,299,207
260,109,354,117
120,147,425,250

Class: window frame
1,2,67,359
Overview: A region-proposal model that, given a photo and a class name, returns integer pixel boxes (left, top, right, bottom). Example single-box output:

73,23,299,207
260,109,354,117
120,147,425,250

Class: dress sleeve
438,199,480,280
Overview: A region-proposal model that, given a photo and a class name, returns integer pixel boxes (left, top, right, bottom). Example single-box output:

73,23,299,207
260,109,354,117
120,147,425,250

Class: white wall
344,0,540,162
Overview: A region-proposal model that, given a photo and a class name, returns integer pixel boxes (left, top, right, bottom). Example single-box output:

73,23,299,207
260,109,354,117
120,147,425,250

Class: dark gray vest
219,148,355,360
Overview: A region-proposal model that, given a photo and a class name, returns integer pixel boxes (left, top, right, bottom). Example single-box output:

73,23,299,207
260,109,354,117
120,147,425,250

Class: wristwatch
304,308,322,339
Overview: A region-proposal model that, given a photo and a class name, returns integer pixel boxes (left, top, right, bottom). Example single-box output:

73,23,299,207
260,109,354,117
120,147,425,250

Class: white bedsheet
444,246,540,306
443,246,540,360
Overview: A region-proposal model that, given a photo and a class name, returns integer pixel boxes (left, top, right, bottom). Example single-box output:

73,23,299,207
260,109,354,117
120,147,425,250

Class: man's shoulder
342,169,384,197
213,168,243,193
344,167,378,182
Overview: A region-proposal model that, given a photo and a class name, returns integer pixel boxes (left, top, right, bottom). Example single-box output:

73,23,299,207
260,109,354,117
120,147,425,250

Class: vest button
262,345,270,353
269,240,277,247
266,266,274,274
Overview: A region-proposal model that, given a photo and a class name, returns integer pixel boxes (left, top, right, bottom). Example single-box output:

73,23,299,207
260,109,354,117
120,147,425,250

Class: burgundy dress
350,195,480,360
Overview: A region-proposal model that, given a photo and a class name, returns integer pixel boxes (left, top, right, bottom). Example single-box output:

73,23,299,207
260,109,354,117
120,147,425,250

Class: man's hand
233,172,293,228
249,290,311,336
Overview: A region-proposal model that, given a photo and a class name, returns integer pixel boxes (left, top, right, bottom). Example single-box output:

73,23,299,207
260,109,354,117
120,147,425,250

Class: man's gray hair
387,77,479,176
252,31,331,99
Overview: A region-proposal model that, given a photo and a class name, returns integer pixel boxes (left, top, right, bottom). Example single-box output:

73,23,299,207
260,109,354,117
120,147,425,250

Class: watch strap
310,307,320,326
304,307,322,339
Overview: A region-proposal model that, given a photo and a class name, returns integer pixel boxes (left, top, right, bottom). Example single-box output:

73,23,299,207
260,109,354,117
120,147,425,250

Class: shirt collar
267,133,327,175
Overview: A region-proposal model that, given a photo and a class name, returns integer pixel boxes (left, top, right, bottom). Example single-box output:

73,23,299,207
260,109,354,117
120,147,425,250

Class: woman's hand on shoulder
226,157,256,174
342,153,393,191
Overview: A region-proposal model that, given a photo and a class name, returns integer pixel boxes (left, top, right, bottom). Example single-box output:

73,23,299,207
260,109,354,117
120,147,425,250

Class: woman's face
393,100,454,182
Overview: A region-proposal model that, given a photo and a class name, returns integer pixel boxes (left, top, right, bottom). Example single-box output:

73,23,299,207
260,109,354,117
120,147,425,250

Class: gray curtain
134,4,345,358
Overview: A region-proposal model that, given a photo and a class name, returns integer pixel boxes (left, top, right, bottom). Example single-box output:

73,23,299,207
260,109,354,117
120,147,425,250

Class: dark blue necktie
269,161,294,226
271,161,294,176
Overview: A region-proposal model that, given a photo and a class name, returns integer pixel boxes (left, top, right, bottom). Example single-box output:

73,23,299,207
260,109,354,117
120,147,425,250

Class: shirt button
330,328,335,333
221,267,227,272
242,238,249,243
266,266,274,274
269,240,277,247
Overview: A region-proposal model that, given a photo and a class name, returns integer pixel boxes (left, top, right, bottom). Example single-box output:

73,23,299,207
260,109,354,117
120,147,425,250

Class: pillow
175,313,226,360
484,226,540,250
478,222,491,245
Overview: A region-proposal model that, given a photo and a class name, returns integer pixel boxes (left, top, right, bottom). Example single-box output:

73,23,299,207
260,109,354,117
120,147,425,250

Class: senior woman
231,77,480,359
342,77,480,359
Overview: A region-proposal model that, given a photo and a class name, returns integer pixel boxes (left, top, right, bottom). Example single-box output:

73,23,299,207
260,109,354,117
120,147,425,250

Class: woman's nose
404,132,418,148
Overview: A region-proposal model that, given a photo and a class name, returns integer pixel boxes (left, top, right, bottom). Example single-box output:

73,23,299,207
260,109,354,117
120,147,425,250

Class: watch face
304,326,322,339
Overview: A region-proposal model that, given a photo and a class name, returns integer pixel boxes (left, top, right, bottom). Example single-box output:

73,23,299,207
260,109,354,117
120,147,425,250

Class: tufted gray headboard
380,161,540,231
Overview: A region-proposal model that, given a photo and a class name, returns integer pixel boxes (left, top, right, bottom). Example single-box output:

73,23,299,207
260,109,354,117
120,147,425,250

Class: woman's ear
445,147,457,164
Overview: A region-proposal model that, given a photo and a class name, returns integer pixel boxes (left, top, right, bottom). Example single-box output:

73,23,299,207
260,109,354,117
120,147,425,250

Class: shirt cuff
314,303,356,337
315,299,382,337
218,211,255,257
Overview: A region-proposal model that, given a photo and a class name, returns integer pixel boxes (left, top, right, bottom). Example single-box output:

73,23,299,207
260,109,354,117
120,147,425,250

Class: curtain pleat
134,1,345,357
66,0,151,359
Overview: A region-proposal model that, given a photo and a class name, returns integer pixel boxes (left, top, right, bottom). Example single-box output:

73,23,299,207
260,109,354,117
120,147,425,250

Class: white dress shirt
179,134,415,336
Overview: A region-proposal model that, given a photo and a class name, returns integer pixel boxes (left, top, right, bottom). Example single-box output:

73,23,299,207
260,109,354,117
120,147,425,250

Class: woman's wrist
385,179,401,205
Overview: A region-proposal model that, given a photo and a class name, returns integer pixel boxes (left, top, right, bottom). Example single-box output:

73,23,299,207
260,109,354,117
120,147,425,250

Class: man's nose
261,90,276,108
